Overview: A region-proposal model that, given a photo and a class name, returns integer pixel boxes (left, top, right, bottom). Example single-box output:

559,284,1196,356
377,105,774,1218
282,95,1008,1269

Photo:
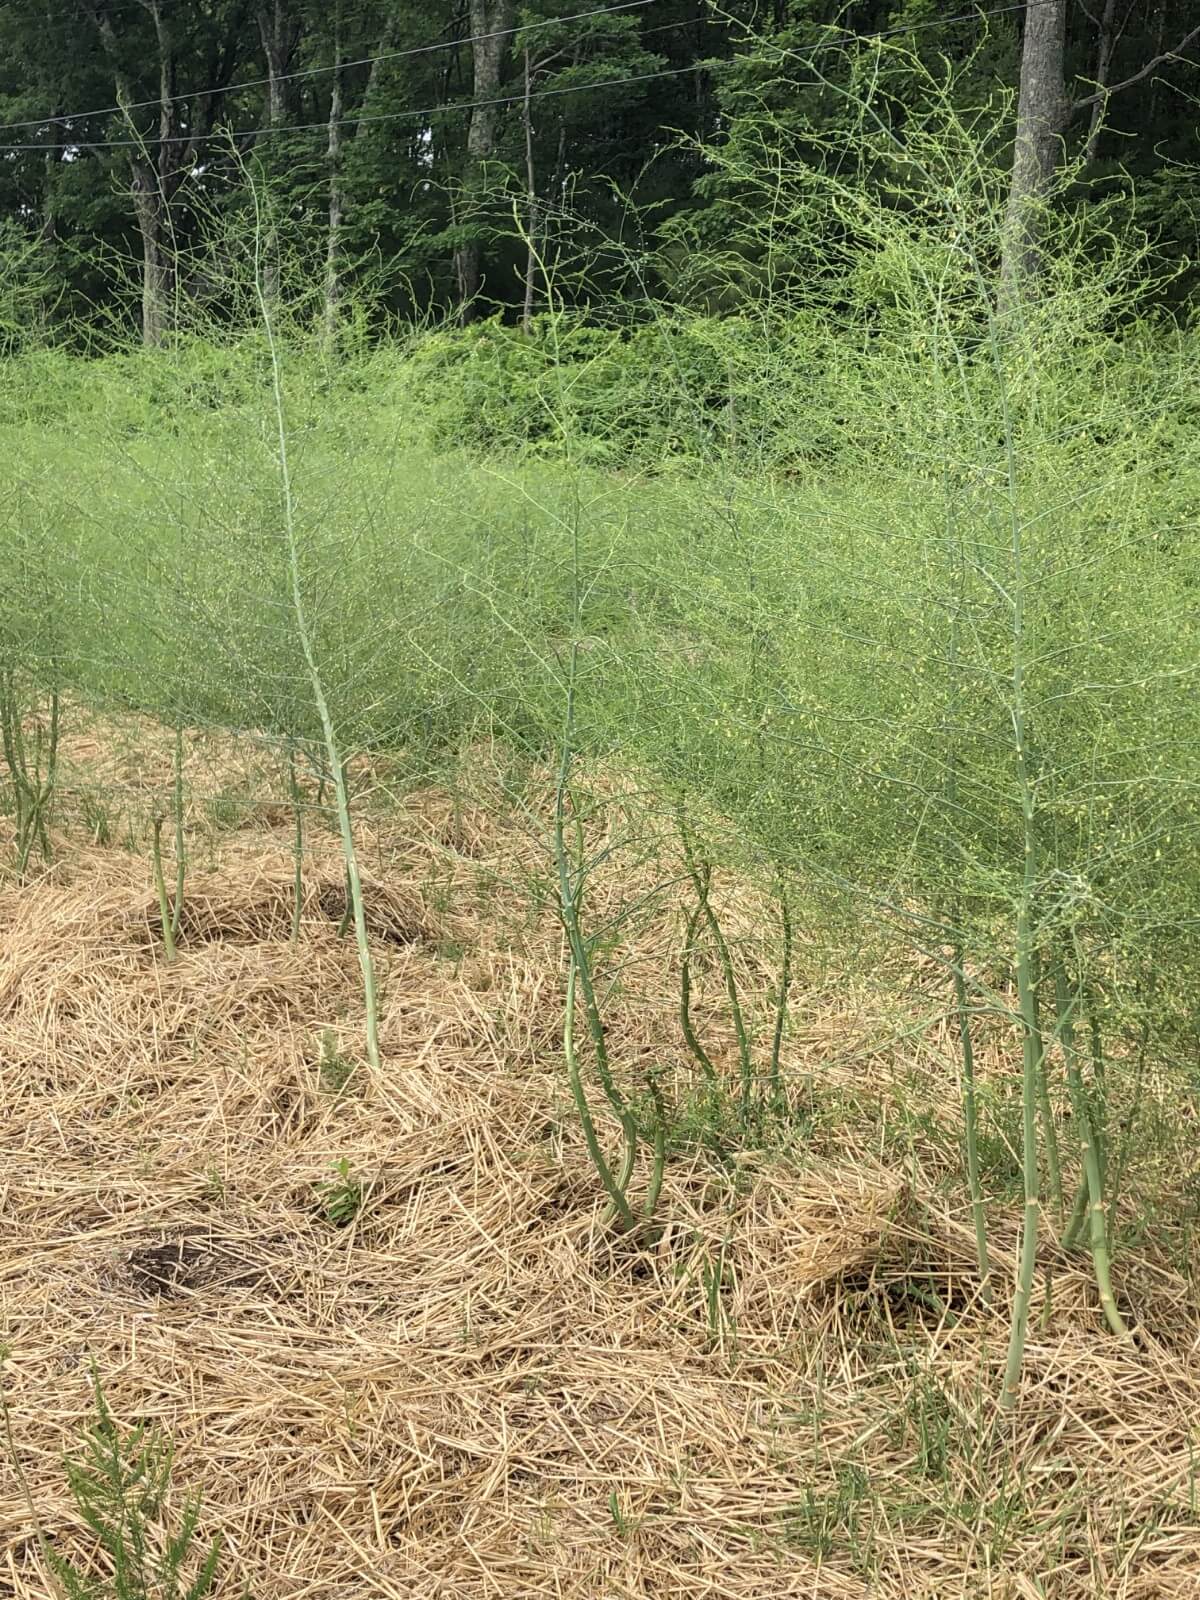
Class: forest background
0,0,1197,350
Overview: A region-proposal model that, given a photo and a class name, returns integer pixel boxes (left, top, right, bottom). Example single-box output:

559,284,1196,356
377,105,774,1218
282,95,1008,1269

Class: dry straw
2,728,1200,1597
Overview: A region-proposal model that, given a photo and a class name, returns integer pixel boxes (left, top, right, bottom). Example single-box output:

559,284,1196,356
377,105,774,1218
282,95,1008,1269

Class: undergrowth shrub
387,309,841,469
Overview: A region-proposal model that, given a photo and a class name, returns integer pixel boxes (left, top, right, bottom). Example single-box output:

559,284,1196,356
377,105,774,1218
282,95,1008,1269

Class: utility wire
0,62,704,153
0,0,1059,147
0,0,1139,157
0,0,655,134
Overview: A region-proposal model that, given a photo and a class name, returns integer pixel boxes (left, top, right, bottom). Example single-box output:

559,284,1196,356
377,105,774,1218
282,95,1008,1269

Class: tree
1083,0,1120,165
83,0,249,345
1001,0,1200,301
1000,0,1068,303
0,0,1195,335
512,2,669,326
257,0,302,128
324,4,345,339
454,0,515,319
255,0,302,305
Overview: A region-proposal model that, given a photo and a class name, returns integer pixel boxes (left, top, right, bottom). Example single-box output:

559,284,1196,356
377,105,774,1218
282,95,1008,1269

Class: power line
0,1,1101,158
0,0,1057,145
0,62,706,154
811,0,1032,43
0,0,655,136
699,0,1060,69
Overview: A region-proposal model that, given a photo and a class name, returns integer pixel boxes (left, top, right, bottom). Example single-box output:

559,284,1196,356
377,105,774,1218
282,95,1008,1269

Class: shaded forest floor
2,716,1200,1598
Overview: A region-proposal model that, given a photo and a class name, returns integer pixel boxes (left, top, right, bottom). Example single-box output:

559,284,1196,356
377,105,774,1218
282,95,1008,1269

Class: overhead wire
0,62,708,153
0,0,1149,157
0,0,655,134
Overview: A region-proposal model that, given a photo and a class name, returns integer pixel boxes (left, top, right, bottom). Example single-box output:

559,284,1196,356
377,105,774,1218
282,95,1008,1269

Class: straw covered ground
3,717,1200,1598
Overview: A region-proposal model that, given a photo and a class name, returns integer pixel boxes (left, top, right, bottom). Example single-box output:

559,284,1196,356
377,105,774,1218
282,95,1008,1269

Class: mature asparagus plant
651,40,1199,1404
250,175,381,1073
1,499,66,875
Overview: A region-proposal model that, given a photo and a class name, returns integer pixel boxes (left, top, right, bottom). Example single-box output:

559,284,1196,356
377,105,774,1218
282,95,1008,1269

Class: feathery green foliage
1,41,1197,1409
0,1360,225,1600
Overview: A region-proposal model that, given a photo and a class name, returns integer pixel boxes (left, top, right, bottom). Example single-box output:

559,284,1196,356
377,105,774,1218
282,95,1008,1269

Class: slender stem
567,803,628,1119
1001,902,1042,1410
679,813,755,1124
251,170,380,1074
1104,998,1150,1257
572,812,624,1113
1088,998,1109,1188
1038,1264,1055,1331
1054,957,1133,1340
1000,536,1043,1410
287,740,303,946
1062,987,1103,1251
552,635,637,1232
41,690,59,857
643,1075,667,1224
563,947,634,1231
2,672,39,874
989,258,1042,1409
1030,952,1063,1224
605,1103,638,1228
1060,1170,1088,1251
768,871,793,1112
170,721,185,945
953,951,993,1304
17,689,59,871
151,817,177,964
679,884,720,1089
28,717,45,861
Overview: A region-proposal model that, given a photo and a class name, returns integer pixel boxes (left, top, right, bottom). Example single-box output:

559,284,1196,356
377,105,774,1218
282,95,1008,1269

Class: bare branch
1071,22,1200,115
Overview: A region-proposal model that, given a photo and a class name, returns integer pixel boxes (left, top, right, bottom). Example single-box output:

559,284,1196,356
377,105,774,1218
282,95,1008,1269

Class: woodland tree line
0,0,1197,344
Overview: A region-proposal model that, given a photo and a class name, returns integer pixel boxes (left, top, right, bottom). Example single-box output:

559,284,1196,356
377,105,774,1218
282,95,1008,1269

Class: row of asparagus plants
2,53,1197,1410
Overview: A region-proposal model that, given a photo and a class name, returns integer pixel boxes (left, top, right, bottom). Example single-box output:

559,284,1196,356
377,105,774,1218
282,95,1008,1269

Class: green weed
316,1158,364,1227
778,1462,876,1571
1,1358,227,1600
79,791,117,848
315,1030,356,1096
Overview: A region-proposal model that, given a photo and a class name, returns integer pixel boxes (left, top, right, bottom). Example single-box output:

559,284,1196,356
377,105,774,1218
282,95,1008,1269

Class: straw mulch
2,752,1200,1598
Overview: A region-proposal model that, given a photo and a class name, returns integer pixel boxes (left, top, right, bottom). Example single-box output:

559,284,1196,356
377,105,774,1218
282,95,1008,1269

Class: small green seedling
317,1158,363,1226
316,1029,355,1095
608,1489,638,1538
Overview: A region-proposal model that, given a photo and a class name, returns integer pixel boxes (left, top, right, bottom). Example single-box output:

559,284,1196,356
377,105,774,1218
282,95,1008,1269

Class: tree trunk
355,10,402,139
1148,2,1166,125
144,0,179,343
1000,0,1068,308
39,0,60,242
88,0,180,343
1085,0,1119,166
257,1,302,305
132,167,170,347
40,110,61,244
87,0,239,344
257,1,301,126
1084,6,1200,133
453,0,515,322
